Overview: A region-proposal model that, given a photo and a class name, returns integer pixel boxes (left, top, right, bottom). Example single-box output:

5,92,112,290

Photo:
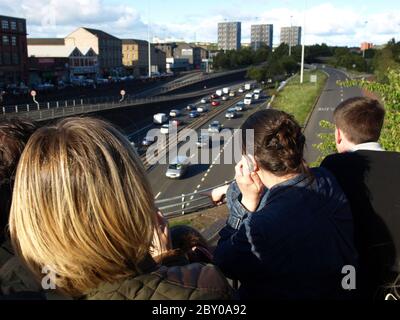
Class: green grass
272,70,328,126
168,219,193,228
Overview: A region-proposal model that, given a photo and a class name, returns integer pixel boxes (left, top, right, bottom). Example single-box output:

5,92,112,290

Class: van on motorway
244,93,253,105
153,113,168,124
253,89,262,100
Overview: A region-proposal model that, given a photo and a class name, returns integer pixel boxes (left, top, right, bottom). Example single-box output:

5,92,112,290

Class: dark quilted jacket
86,262,234,300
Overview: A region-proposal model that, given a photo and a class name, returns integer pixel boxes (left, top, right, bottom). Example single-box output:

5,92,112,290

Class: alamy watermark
142,125,255,165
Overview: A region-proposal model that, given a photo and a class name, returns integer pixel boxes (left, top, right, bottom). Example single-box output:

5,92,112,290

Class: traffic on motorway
136,82,270,206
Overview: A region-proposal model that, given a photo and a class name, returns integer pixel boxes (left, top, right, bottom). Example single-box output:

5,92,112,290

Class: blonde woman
9,117,232,300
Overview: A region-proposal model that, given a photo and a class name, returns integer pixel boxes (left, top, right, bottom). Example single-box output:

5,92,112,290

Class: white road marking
155,192,162,200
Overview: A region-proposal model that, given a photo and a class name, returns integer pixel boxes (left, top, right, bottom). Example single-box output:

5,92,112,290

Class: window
11,21,17,30
11,36,16,46
18,22,24,32
12,53,19,65
2,36,9,45
3,52,10,65
2,20,9,29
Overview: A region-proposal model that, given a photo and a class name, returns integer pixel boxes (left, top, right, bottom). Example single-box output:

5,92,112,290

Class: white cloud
0,0,398,46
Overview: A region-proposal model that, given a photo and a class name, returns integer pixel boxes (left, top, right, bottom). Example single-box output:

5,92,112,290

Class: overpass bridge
0,68,247,122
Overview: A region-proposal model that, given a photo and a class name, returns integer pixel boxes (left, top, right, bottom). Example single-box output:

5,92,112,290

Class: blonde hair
9,117,157,297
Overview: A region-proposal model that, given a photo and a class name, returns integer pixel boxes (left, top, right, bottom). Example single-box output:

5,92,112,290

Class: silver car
165,156,189,179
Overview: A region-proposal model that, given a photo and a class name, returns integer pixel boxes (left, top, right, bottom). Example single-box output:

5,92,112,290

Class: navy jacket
214,168,358,300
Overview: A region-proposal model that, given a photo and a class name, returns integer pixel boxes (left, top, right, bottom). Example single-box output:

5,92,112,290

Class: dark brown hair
170,225,213,264
333,97,385,144
0,118,37,242
241,109,308,177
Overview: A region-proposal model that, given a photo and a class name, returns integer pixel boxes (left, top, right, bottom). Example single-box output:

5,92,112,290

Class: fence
155,180,233,217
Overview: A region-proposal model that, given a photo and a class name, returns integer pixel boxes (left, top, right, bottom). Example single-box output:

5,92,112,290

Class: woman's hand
150,211,172,260
203,184,229,206
235,155,265,213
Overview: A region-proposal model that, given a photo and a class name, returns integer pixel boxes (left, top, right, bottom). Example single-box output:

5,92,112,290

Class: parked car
208,121,222,133
189,111,200,118
96,78,109,84
165,156,190,179
169,109,181,117
211,100,220,107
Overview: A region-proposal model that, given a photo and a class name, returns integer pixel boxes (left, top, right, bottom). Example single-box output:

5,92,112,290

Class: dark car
186,104,196,111
211,94,219,99
189,111,200,118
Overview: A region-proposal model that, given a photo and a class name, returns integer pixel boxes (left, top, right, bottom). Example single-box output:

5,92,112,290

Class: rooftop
27,38,65,46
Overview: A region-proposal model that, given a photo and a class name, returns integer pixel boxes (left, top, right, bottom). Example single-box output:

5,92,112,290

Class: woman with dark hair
213,109,358,300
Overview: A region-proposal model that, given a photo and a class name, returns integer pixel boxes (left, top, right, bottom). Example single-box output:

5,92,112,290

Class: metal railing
155,180,233,218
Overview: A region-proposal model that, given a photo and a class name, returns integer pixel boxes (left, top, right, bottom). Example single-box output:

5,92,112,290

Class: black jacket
321,150,400,299
214,168,358,300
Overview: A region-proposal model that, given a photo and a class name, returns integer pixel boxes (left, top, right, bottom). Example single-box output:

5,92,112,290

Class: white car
169,109,181,117
197,105,209,113
238,87,244,93
165,156,189,179
160,124,170,135
222,95,229,101
200,97,210,104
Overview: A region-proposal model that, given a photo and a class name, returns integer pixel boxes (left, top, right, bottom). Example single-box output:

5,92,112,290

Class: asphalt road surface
145,86,268,202
303,66,363,163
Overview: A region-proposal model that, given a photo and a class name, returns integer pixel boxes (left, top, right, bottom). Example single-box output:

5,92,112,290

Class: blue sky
0,0,399,46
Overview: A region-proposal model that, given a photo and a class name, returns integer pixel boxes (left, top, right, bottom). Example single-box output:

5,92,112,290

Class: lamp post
300,1,307,84
147,0,152,78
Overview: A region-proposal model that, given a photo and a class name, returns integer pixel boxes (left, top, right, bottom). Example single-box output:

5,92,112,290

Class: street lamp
147,0,152,78
300,1,307,84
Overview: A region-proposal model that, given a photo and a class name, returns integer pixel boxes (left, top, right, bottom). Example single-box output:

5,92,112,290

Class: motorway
303,66,363,163
142,66,365,212
142,83,268,204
